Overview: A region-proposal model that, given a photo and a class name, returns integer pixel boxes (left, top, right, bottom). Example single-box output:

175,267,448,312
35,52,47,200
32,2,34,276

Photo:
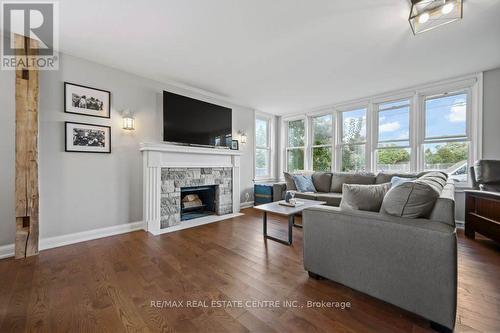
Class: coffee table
254,199,326,245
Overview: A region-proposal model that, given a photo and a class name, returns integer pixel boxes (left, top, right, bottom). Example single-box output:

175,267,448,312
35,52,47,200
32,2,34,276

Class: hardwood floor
0,208,499,333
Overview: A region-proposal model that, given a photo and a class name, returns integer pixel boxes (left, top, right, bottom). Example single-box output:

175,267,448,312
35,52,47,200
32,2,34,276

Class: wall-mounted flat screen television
163,91,232,148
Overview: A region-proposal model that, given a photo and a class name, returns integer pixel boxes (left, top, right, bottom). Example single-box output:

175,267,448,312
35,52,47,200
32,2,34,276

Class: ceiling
53,0,500,114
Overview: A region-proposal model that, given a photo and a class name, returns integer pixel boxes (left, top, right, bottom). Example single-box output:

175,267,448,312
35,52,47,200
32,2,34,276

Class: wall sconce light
122,110,135,130
237,130,247,144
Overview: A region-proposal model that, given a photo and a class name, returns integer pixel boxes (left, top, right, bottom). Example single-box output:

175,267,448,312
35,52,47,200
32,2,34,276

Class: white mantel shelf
141,142,242,235
140,142,242,156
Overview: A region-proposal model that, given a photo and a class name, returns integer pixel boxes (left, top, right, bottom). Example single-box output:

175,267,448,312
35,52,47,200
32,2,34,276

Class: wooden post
15,34,39,258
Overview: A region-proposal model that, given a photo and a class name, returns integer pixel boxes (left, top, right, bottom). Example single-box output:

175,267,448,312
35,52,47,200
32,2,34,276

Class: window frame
278,73,482,188
254,114,272,180
310,113,334,172
337,106,369,172
373,98,413,173
285,117,307,172
418,88,473,186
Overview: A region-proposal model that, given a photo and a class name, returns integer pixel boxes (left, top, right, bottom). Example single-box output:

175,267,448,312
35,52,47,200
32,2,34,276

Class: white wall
0,53,255,246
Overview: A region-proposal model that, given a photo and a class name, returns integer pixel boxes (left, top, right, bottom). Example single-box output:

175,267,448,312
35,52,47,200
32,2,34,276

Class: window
423,92,469,182
286,119,305,172
340,108,366,172
255,117,271,178
311,114,333,171
375,99,411,172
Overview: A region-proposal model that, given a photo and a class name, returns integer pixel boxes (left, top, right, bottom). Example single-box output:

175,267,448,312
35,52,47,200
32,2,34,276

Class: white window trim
284,117,308,172
278,72,483,188
254,112,275,182
310,112,334,172
373,98,413,173
337,106,369,172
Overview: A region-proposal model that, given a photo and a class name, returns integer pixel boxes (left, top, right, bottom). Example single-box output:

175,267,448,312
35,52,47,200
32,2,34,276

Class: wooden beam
15,34,39,258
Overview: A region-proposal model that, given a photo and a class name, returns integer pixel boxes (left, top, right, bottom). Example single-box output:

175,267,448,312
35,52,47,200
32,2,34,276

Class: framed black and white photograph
64,82,111,118
65,122,111,153
231,140,239,150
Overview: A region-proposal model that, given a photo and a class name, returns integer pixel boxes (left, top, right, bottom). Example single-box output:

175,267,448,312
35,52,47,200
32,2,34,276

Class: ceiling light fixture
409,0,463,35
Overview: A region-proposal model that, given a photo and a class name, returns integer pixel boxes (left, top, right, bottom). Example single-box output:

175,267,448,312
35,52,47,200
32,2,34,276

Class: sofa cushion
340,183,391,212
330,172,376,193
294,192,317,201
381,172,447,218
375,172,420,184
293,174,317,192
315,192,343,207
312,172,332,193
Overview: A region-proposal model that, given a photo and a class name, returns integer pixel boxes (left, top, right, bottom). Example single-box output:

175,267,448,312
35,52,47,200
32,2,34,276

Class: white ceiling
56,0,500,114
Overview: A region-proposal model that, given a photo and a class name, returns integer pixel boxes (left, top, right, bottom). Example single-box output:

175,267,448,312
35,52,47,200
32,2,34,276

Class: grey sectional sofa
274,171,457,332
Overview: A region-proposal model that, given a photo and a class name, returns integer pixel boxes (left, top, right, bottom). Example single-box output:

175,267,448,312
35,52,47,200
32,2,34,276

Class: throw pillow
340,183,391,212
390,176,417,188
292,174,317,193
380,173,446,218
283,172,297,191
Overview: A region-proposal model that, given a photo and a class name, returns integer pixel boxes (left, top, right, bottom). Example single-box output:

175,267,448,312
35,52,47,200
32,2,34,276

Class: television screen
163,91,232,147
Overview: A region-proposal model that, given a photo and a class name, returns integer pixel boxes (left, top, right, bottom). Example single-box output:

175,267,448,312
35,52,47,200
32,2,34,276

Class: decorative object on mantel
15,34,40,258
409,0,463,35
122,109,135,130
237,130,247,144
65,122,112,153
64,82,111,118
231,140,239,150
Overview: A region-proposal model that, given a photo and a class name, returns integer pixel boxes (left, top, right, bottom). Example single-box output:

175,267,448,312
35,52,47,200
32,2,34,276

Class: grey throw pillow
380,173,447,218
283,172,297,191
340,183,391,212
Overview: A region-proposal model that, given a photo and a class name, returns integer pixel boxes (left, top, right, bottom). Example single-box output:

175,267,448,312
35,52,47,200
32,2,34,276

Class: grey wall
482,68,500,160
0,53,255,246
455,67,500,222
0,70,15,246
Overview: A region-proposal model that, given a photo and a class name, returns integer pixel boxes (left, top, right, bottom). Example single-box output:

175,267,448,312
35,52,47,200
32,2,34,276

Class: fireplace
141,143,241,235
181,185,217,221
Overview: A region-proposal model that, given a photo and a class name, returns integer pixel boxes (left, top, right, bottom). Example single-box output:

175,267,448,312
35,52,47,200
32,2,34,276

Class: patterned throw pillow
292,174,317,193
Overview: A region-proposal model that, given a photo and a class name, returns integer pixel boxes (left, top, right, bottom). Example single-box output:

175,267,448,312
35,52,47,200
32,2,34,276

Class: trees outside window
255,117,271,178
340,108,366,172
286,119,305,172
423,92,469,182
312,114,333,171
376,99,411,172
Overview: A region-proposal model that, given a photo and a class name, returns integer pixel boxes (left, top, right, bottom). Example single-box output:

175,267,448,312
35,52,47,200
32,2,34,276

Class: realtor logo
1,1,59,70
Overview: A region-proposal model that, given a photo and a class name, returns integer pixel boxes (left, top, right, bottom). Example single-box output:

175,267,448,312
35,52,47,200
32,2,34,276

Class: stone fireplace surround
160,167,233,228
141,143,242,235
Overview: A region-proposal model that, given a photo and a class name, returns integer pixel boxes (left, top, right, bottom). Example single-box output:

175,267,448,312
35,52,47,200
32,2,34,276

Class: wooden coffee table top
254,199,327,216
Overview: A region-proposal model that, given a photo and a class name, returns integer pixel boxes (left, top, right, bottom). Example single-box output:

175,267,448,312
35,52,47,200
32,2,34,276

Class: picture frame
65,122,111,153
64,82,111,118
231,139,239,150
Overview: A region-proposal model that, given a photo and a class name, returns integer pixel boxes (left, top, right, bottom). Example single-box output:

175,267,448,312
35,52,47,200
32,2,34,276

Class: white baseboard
0,221,145,260
240,201,254,209
455,220,464,228
0,244,15,260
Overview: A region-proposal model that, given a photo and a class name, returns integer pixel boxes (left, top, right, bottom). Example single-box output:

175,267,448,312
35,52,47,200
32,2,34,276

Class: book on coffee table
278,200,304,207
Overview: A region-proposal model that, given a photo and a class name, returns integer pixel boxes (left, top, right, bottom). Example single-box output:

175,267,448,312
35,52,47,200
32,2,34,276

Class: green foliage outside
312,115,332,171
287,120,305,171
424,142,468,165
342,118,364,171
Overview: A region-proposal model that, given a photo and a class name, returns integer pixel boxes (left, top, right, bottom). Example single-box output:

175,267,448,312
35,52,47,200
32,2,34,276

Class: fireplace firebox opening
180,185,217,221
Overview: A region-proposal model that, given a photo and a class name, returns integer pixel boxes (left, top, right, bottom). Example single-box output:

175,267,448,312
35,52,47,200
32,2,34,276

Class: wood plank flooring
0,208,499,332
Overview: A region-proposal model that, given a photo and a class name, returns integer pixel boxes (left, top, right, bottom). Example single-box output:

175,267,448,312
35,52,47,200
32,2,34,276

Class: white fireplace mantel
140,142,242,235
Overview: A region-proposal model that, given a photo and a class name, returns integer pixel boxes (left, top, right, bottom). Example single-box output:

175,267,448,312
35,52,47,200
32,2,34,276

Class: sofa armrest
273,182,287,202
302,205,457,329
